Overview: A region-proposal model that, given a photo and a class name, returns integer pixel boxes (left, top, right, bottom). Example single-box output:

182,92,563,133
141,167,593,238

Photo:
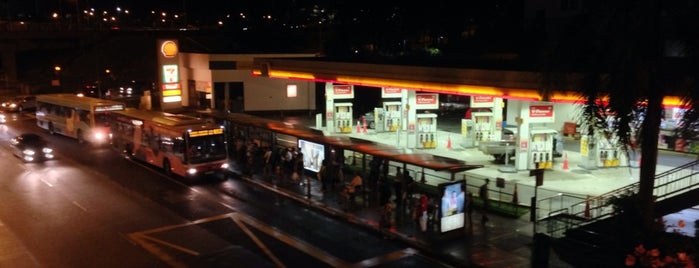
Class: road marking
40,178,53,187
72,201,87,212
351,248,419,267
128,212,364,267
138,234,201,256
218,202,235,210
127,233,188,268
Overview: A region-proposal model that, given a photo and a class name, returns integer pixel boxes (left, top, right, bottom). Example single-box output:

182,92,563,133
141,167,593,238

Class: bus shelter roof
197,111,483,174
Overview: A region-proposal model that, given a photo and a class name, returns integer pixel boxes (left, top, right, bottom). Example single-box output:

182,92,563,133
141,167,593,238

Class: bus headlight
42,147,53,153
187,168,198,175
220,163,229,169
23,149,36,156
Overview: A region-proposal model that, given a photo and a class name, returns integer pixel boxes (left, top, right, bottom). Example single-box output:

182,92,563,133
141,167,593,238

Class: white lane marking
40,178,53,187
72,201,87,212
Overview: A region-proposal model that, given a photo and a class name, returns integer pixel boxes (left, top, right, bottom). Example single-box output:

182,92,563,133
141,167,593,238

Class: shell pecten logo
161,41,178,58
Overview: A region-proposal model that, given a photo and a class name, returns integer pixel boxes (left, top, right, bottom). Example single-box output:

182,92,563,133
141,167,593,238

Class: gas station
250,57,693,174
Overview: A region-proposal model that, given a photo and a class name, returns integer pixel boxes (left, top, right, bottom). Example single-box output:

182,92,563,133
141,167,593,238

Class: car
358,112,376,129
1,95,37,112
9,133,54,162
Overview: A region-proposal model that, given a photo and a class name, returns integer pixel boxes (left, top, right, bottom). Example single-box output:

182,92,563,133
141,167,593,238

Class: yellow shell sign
161,41,178,58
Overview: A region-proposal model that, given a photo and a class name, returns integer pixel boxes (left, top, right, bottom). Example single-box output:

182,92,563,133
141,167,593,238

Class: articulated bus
109,108,229,181
36,94,126,145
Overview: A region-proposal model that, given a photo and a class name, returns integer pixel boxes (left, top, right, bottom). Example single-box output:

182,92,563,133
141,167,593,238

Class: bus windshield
187,134,227,164
95,113,111,127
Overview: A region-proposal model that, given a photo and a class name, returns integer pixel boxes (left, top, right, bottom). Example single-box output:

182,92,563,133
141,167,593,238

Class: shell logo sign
160,41,178,58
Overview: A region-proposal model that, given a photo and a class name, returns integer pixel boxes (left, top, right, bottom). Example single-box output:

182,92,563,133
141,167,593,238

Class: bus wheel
77,130,85,144
48,123,55,135
125,144,133,156
163,159,172,176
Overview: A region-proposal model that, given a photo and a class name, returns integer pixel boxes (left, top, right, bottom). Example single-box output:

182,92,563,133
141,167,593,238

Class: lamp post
52,65,61,89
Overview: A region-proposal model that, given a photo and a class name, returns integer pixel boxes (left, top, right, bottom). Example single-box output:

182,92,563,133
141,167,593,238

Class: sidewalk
229,160,572,268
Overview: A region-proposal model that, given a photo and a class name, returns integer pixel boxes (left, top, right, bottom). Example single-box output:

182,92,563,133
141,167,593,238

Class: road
0,111,453,267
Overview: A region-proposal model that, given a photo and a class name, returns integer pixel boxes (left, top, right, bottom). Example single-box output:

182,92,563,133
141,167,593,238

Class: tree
539,0,699,235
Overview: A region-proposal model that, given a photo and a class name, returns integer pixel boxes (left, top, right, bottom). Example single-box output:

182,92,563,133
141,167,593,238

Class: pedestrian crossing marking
127,212,419,267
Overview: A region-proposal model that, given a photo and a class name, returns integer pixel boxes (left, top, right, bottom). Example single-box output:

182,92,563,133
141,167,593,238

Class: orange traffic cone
446,135,452,149
584,198,591,218
562,152,569,170
512,184,519,204
356,120,361,133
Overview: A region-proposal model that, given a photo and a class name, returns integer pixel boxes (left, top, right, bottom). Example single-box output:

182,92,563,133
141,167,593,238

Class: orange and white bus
109,108,229,181
36,94,126,145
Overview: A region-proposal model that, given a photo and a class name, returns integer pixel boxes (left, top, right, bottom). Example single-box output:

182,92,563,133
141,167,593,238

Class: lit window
287,84,297,98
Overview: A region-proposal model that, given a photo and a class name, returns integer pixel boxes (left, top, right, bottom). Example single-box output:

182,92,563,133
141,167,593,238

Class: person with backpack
479,179,490,225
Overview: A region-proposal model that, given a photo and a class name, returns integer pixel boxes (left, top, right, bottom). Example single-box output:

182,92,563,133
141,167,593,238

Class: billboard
439,180,466,233
298,139,325,172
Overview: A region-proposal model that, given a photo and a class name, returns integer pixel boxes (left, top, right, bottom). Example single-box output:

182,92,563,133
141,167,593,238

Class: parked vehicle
359,112,377,129
2,95,37,112
9,133,54,162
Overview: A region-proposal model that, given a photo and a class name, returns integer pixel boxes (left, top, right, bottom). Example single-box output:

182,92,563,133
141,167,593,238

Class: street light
52,66,61,88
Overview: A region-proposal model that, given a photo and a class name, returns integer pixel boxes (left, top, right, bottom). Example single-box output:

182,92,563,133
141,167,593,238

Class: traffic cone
512,184,519,204
362,122,367,133
584,198,591,218
562,152,569,170
356,120,361,133
446,135,452,149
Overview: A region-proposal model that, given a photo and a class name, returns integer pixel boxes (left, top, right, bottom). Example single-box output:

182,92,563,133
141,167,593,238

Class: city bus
35,94,126,145
109,108,229,181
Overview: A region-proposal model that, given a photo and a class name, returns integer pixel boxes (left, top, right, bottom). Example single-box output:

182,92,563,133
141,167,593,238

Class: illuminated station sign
157,40,183,108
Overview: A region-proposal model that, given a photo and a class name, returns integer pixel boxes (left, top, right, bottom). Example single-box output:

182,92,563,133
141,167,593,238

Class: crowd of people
231,138,491,235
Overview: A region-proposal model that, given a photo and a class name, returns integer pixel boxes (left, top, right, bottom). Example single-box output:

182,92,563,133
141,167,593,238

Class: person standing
479,179,490,225
318,160,328,191
467,192,474,231
380,201,394,238
262,146,273,177
418,194,429,233
393,167,404,210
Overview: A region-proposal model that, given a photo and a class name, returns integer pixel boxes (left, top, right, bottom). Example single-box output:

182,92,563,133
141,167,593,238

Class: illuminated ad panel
439,181,465,233
157,39,182,109
298,139,325,172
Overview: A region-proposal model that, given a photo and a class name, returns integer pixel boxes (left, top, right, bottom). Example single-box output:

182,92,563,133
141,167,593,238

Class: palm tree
539,0,699,235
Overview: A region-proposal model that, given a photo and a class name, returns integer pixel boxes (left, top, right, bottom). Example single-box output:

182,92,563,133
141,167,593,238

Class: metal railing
541,160,699,237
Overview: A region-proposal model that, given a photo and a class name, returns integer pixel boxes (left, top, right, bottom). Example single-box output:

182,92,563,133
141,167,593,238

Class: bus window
78,110,89,125
186,134,227,164
95,113,111,127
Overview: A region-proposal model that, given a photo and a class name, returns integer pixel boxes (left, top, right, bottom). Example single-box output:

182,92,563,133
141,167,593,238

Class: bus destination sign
189,128,224,137
95,104,125,112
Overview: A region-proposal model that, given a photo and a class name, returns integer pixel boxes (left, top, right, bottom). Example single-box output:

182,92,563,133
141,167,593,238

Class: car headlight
23,149,35,155
42,148,53,153
94,132,105,140
9,103,16,108
187,168,198,175
220,163,229,169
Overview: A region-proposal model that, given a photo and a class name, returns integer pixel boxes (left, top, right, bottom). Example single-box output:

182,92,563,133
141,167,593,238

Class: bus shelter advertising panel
298,139,325,172
439,181,466,233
